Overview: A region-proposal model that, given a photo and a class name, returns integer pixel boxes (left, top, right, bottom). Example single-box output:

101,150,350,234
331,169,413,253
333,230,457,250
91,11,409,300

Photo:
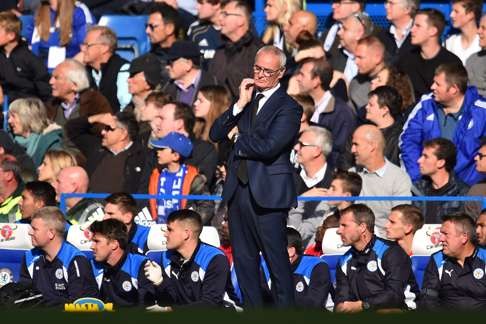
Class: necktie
237,93,264,184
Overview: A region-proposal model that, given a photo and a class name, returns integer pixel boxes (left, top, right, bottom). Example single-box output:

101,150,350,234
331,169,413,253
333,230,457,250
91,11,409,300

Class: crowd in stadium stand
0,0,485,312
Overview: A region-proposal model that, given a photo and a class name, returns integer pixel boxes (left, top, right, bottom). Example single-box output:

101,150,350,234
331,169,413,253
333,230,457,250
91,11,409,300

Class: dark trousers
228,183,295,307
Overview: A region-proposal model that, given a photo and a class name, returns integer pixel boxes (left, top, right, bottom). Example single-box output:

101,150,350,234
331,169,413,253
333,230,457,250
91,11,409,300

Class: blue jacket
20,241,99,306
400,87,486,185
91,251,155,307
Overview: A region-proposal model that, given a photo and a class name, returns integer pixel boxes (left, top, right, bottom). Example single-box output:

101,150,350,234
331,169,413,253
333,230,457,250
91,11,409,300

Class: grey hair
9,97,50,134
88,25,117,53
62,59,90,92
256,45,287,69
304,126,333,157
31,206,66,237
405,0,420,15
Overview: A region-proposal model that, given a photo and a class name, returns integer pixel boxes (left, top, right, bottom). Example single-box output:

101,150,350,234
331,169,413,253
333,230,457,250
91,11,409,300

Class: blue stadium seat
411,255,430,288
411,224,442,288
97,15,150,61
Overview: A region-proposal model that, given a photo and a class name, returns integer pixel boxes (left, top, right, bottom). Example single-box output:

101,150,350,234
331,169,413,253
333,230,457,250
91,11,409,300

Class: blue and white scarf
156,164,187,224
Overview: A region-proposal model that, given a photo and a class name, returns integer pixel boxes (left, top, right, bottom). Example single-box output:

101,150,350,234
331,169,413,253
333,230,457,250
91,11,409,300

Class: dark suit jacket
210,86,302,209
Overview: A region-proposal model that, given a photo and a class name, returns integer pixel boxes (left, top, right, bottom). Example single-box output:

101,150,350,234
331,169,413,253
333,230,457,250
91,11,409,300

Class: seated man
335,204,419,312
103,192,150,254
412,138,469,223
56,166,104,225
18,181,57,224
385,204,424,256
289,126,335,245
0,154,23,222
144,209,239,309
148,132,213,224
420,213,486,311
19,207,99,306
285,227,331,308
90,219,155,307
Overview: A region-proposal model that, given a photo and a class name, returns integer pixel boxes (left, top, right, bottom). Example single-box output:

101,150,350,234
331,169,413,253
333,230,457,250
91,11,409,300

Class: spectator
385,204,424,256
266,227,331,308
19,206,99,306
336,11,374,83
144,101,218,188
294,58,356,168
136,91,173,140
369,64,415,119
477,210,486,246
289,126,335,245
144,209,240,310
0,129,36,182
365,86,404,166
412,138,469,223
18,180,57,224
0,154,23,222
351,125,412,238
146,2,180,87
335,204,418,312
322,0,364,73
162,40,218,106
103,192,150,254
65,111,146,194
397,8,462,99
291,94,314,132
445,0,482,65
283,10,318,53
466,13,486,97
466,140,486,218
148,132,213,224
55,166,104,224
207,0,263,98
400,62,486,185
30,0,94,69
89,219,156,307
262,0,301,51
419,213,486,311
125,53,163,117
8,97,63,168
382,0,418,60
47,59,112,128
38,149,78,189
192,85,232,163
187,0,224,64
82,26,131,112
0,11,51,103
351,35,387,111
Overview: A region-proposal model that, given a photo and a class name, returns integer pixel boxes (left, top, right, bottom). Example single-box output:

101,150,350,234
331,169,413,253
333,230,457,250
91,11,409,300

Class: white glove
146,305,172,312
144,261,163,286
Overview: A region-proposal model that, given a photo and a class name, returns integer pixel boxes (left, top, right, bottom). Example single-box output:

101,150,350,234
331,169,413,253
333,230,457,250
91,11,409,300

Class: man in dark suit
210,45,302,307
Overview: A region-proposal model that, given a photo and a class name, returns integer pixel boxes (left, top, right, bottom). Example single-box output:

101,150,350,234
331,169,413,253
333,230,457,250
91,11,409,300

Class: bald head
285,10,318,46
351,125,386,168
57,166,89,195
357,125,385,152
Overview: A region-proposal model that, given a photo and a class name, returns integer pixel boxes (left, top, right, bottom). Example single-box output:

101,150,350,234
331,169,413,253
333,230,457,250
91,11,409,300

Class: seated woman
38,149,78,189
193,85,232,164
370,64,416,121
29,0,93,69
8,97,63,167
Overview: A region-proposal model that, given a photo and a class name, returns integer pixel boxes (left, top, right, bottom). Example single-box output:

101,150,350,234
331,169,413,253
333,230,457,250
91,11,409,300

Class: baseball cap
166,41,201,65
129,53,162,88
150,132,193,158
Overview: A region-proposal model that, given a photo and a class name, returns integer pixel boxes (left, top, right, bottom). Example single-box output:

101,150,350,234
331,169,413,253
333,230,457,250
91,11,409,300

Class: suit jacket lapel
253,87,284,125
